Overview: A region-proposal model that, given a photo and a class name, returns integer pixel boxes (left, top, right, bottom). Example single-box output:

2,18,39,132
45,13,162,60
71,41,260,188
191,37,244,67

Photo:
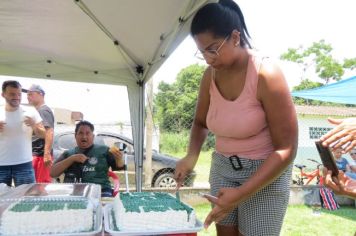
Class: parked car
52,131,196,188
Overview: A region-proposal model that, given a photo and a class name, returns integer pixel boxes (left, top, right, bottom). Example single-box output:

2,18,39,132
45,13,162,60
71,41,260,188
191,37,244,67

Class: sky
1,0,355,124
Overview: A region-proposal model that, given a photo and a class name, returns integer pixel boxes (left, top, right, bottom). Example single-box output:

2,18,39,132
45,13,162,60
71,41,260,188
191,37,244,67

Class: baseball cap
22,84,45,95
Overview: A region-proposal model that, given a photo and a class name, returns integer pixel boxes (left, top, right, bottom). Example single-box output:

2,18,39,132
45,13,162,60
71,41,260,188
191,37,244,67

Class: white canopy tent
0,0,214,190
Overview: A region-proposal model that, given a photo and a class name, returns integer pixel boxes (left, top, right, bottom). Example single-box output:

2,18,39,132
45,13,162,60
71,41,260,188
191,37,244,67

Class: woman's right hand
174,156,196,188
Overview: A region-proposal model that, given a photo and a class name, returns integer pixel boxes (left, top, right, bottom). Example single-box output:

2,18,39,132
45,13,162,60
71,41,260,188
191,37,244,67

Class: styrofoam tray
0,201,102,236
0,184,103,236
0,183,101,202
103,203,203,236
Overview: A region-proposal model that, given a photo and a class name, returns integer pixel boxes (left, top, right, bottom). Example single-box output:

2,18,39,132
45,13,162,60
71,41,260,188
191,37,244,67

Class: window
95,135,134,154
309,127,332,139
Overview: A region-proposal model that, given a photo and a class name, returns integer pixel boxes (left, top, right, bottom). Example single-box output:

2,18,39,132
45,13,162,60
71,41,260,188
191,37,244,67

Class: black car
53,131,196,188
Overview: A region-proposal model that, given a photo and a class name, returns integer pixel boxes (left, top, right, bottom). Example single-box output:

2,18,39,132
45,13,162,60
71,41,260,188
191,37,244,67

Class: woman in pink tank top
174,1,298,236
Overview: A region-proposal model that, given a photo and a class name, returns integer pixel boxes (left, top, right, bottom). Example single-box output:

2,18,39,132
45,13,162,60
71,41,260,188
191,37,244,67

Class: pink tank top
206,54,274,160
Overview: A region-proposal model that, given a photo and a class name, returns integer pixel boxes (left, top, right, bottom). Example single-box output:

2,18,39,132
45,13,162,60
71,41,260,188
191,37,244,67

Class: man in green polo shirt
50,120,124,197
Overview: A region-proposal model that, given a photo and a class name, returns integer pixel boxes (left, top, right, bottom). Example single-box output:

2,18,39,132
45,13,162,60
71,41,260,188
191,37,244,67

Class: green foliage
315,54,344,83
303,40,332,56
159,131,190,154
280,40,348,83
159,131,215,154
292,79,323,91
280,47,306,64
281,40,355,106
154,64,206,132
292,79,325,105
343,57,356,70
204,132,216,151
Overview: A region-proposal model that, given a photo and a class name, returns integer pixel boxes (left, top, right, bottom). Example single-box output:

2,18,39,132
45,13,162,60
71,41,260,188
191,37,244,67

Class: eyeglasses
194,35,229,60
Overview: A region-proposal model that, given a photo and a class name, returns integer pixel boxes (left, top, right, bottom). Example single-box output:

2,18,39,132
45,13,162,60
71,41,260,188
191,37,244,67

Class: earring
235,41,240,47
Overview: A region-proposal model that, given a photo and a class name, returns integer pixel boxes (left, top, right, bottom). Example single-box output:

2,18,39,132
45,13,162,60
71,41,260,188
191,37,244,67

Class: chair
108,170,120,197
57,170,120,197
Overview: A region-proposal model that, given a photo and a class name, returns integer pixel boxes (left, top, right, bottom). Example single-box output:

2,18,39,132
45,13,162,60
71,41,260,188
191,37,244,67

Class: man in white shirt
0,80,45,186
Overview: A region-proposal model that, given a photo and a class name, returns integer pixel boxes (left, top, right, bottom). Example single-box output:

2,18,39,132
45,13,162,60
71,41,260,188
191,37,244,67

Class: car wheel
154,172,177,188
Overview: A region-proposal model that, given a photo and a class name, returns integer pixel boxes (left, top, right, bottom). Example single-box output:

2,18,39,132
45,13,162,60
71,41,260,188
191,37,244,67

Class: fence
54,101,356,191
146,85,356,190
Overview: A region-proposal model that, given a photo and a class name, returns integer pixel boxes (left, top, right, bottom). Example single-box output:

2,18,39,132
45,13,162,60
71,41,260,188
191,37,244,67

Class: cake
113,192,196,231
0,199,94,235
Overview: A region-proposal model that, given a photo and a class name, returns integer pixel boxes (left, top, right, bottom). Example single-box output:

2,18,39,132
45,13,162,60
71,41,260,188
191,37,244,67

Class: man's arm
50,153,88,177
25,107,46,138
38,108,55,166
108,146,124,170
32,122,46,138
43,127,54,167
24,116,46,138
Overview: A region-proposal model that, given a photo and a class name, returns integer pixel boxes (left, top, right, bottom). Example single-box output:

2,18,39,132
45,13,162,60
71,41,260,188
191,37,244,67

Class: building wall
296,114,353,168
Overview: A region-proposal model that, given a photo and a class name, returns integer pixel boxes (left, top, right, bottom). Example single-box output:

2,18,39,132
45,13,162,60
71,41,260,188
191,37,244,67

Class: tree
293,79,323,91
154,64,206,132
291,79,323,105
344,58,356,70
281,40,356,106
280,40,353,84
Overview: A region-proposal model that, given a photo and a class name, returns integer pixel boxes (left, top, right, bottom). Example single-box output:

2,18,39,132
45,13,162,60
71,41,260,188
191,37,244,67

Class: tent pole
136,81,145,192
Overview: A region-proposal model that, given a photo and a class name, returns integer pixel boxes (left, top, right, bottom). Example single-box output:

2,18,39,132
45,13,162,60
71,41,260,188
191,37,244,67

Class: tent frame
0,0,215,191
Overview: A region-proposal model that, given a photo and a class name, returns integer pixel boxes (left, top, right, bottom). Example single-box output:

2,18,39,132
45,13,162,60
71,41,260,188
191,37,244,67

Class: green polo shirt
56,144,119,190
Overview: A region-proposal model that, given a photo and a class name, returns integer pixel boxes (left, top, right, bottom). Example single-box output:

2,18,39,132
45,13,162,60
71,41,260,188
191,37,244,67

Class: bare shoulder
202,66,213,83
257,58,289,99
200,66,213,91
258,58,284,82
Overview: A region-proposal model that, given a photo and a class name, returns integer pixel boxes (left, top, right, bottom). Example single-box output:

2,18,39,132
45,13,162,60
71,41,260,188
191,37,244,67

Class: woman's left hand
203,188,243,229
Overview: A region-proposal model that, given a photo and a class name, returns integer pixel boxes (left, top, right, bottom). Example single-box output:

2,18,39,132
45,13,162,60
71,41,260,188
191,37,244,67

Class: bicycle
293,159,323,185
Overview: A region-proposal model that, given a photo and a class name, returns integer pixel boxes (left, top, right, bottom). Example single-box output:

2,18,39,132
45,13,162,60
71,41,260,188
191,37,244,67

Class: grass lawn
167,151,356,235
194,203,356,236
170,150,212,184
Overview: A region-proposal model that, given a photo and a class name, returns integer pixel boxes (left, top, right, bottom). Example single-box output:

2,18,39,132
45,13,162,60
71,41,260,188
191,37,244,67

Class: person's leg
238,164,292,236
34,155,52,183
32,156,40,182
216,224,242,236
0,165,12,186
13,161,35,186
211,153,292,236
209,152,241,236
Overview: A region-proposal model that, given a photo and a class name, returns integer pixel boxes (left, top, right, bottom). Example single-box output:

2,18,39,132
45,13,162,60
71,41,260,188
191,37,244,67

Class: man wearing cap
0,80,45,186
26,84,55,183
